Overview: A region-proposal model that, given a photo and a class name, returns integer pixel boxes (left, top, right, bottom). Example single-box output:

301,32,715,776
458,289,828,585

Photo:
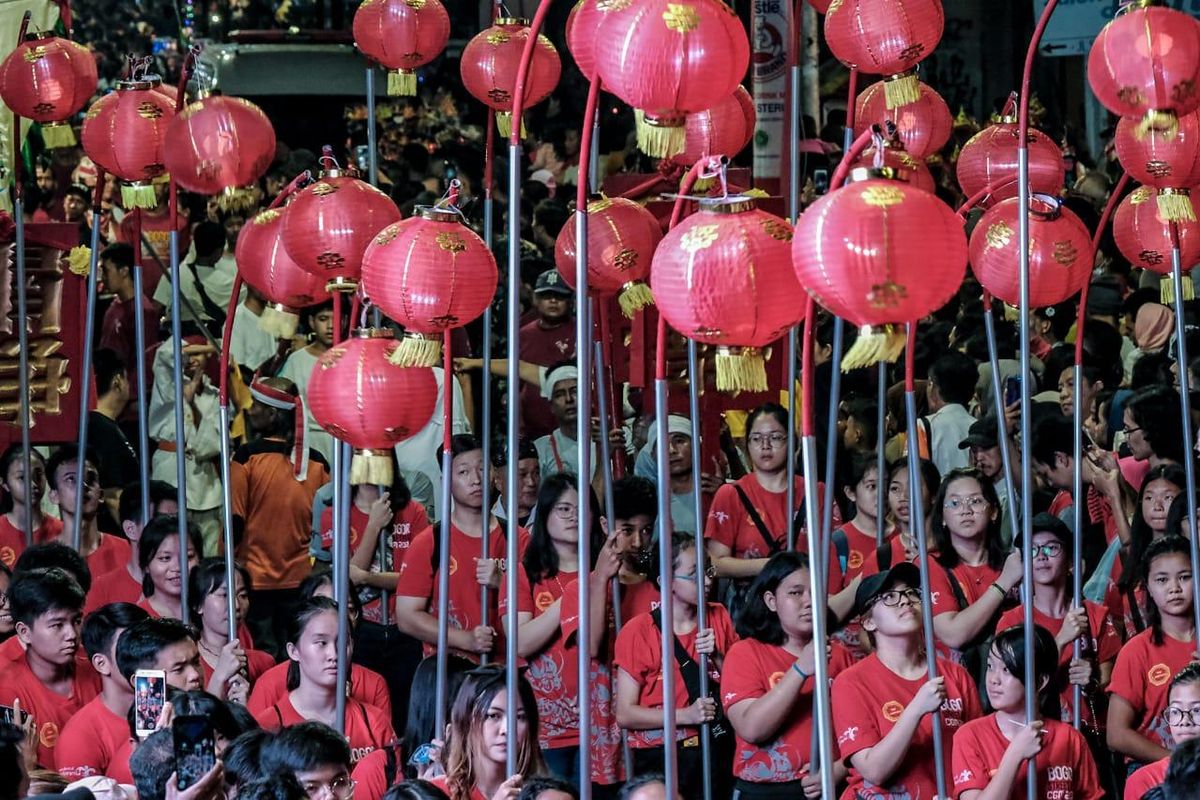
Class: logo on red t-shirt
882,700,904,722
535,591,555,612
1149,663,1172,687
39,722,58,749
0,547,13,568
849,551,864,570
448,556,458,576
768,671,785,688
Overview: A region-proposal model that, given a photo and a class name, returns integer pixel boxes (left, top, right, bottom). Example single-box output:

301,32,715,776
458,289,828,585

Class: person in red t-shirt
259,721,358,798
519,270,577,441
1108,535,1199,770
46,448,129,578
866,457,940,576
189,558,276,703
832,562,982,799
396,435,528,661
135,515,201,621
951,625,1103,798
86,480,178,613
56,602,150,782
723,550,853,797
614,533,738,799
927,468,1023,667
115,617,205,693
0,446,63,569
832,452,894,584
996,514,1121,731
1125,663,1200,800
0,567,100,769
1112,464,1185,638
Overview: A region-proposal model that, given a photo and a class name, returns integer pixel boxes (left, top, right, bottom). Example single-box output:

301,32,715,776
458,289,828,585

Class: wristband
792,662,810,682
991,582,1007,599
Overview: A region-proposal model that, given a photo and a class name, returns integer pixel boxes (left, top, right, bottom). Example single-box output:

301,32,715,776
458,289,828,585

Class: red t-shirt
86,534,132,580
429,776,486,800
997,601,1122,728
318,501,429,624
832,653,981,800
950,715,1103,799
928,557,1003,663
394,522,529,659
720,638,854,783
254,694,395,763
200,647,276,690
351,748,392,800
704,476,839,562
54,695,135,784
612,603,738,748
0,657,101,768
1050,487,1120,544
1125,757,1169,800
1107,628,1197,749
518,318,576,440
0,515,64,567
246,661,392,721
865,533,919,576
834,520,897,583
85,566,143,613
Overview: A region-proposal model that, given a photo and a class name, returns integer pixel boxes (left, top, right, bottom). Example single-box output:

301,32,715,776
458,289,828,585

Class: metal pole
479,123,495,662
653,378,678,798
573,171,594,800
334,441,352,735
218,403,237,641
983,311,1020,534
800,433,835,799
331,439,344,604
1070,360,1084,729
131,263,152,526
785,53,802,552
1171,243,1200,638
433,446,453,736
875,362,887,544
72,198,104,550
504,145,522,778
686,338,712,800
786,329,798,551
821,318,845,552
168,227,191,623
365,68,379,187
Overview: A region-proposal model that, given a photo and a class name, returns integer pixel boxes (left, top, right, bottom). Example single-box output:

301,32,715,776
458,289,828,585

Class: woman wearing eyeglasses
1125,663,1200,798
722,551,853,799
614,532,737,800
832,562,981,799
925,468,1023,672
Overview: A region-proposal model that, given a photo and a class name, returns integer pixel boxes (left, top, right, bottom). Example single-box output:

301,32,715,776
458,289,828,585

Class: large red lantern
824,0,943,109
1114,111,1200,222
566,0,601,81
1113,185,1200,301
162,95,276,201
80,75,175,209
361,208,498,366
792,171,967,368
968,195,1093,308
678,87,756,165
280,167,402,292
849,144,935,194
854,78,950,158
555,195,662,317
460,18,561,138
592,0,749,158
352,0,450,96
0,33,96,148
651,197,805,391
307,329,439,485
956,112,1064,205
235,206,332,338
1088,3,1200,135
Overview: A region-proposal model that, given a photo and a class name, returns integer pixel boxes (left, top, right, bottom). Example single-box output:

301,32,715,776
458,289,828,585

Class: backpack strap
875,539,893,572
651,608,703,705
832,528,850,575
733,484,783,555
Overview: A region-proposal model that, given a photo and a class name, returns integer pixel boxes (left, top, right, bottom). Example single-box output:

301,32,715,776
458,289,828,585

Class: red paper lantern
824,0,943,109
555,195,662,317
353,0,450,96
361,208,498,366
0,33,96,148
651,197,805,391
792,171,967,367
307,329,439,485
849,145,935,194
968,195,1093,308
162,95,276,199
280,170,402,292
1087,3,1200,134
956,115,1064,205
1114,111,1200,222
809,0,831,11
460,18,561,138
235,206,332,338
566,0,601,81
678,87,756,165
855,78,950,158
592,0,749,158
80,76,175,209
1113,185,1200,301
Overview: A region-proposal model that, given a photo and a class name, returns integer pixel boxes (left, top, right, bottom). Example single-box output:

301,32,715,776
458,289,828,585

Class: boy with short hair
0,567,99,769
45,447,130,576
1,544,92,665
260,721,355,796
56,602,150,782
115,617,204,692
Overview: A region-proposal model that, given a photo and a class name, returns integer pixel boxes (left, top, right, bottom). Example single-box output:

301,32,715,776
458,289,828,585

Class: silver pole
364,72,387,626
72,203,104,550
875,362,887,544
903,347,949,800
653,377,678,798
786,329,798,551
1070,361,1084,730
131,263,152,525
686,339,712,800
12,198,31,545
334,441,352,735
800,433,835,799
480,305,493,658
168,228,190,622
821,318,844,552
573,182,594,800
504,144,522,778
365,68,379,186
331,443,344,604
218,403,237,641
433,446,453,735
983,312,1020,534
1171,244,1200,638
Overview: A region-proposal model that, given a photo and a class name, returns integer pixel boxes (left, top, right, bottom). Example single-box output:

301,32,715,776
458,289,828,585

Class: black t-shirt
89,410,140,489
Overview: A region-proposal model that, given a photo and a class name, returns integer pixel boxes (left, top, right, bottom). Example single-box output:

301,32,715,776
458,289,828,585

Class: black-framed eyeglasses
1124,425,1143,436
1164,705,1200,726
748,433,787,448
1031,542,1063,559
874,588,921,608
302,776,356,800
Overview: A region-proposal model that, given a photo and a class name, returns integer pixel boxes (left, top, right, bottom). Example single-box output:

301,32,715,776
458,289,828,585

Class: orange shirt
0,657,101,768
246,660,392,721
0,515,63,568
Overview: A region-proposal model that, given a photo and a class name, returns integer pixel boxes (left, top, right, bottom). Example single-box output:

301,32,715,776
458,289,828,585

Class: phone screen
134,670,167,736
173,715,216,790
1004,377,1021,408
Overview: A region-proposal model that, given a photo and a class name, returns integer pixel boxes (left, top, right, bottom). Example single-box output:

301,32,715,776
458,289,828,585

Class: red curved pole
508,0,556,147
1075,172,1130,364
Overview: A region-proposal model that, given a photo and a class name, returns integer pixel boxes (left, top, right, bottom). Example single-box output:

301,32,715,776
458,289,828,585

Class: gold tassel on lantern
883,71,921,110
496,112,527,139
1137,109,1180,140
121,182,158,210
1161,274,1195,305
41,122,76,149
388,69,417,96
387,332,442,367
259,303,302,339
715,346,767,393
841,325,907,371
218,186,259,213
636,110,686,159
67,246,91,276
618,281,656,318
1157,189,1196,222
350,449,395,485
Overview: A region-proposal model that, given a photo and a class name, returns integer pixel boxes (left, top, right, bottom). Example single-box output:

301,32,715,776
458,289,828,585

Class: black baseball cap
535,269,572,296
852,561,921,619
959,416,1000,450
